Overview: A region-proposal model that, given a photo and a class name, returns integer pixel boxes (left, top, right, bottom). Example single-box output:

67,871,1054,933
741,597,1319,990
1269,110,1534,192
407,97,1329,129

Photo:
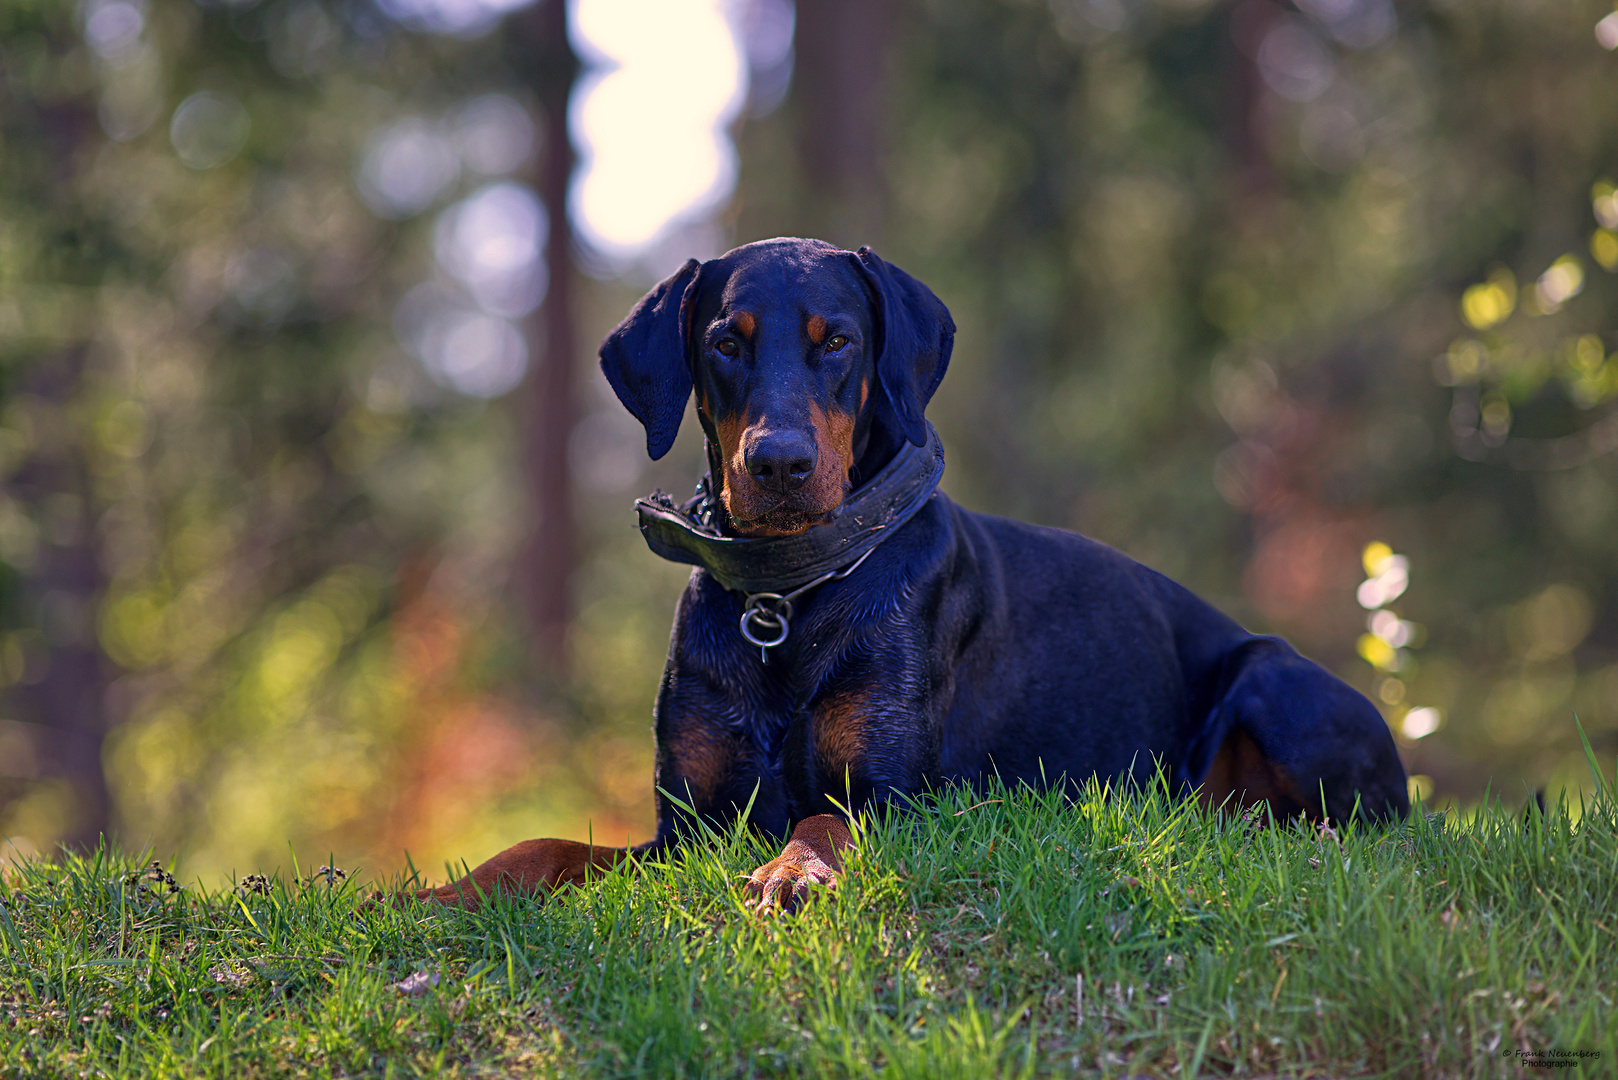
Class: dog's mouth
728,500,837,538
724,480,854,538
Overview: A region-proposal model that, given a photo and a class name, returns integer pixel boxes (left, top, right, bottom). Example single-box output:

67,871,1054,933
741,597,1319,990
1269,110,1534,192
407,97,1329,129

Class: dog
403,237,1409,913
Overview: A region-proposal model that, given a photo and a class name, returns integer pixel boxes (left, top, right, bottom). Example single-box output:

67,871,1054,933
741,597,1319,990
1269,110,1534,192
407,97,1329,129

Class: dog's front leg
744,814,855,915
740,661,933,915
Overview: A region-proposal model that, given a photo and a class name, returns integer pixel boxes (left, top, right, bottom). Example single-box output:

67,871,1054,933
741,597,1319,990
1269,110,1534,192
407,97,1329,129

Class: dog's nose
745,431,817,492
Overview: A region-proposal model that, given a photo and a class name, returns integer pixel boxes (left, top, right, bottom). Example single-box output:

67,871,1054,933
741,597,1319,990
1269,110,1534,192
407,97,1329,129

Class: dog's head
600,238,954,537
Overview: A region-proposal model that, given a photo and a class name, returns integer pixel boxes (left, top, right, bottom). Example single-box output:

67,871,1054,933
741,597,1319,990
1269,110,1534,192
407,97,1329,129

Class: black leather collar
635,422,946,594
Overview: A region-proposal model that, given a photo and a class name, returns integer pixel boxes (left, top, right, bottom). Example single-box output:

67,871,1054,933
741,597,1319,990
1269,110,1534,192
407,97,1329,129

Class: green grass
3,763,1615,1079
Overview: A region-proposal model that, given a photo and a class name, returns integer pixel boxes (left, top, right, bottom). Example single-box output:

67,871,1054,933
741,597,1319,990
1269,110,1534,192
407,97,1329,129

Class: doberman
403,237,1409,913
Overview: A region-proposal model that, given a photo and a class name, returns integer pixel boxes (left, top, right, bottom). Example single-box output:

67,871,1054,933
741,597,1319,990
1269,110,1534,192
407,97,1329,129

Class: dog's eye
715,339,740,357
826,334,849,352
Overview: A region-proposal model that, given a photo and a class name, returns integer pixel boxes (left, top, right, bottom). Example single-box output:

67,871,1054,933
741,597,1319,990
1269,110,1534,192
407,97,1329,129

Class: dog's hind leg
1195,637,1409,824
401,838,642,911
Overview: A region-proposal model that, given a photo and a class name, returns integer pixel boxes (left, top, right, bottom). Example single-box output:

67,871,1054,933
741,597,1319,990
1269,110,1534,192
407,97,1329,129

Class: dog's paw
745,847,839,915
744,814,854,916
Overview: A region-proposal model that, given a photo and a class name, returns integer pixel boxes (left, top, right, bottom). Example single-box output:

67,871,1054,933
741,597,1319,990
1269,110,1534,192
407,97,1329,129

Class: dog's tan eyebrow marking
731,311,756,340
805,314,827,345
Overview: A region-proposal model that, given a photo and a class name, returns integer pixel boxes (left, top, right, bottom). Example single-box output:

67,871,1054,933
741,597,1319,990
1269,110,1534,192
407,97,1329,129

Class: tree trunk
5,350,112,851
791,0,894,247
511,0,580,679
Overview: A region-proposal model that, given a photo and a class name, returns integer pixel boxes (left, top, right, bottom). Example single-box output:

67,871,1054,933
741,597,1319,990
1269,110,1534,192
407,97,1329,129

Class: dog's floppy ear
599,258,702,460
854,247,955,447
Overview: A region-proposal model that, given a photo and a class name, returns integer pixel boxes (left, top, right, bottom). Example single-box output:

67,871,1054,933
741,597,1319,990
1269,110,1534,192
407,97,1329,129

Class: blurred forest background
3,0,1618,884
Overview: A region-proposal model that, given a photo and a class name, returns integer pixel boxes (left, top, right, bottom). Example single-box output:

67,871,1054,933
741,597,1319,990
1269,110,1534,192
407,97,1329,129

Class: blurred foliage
738,0,1618,807
3,0,1618,884
0,0,680,881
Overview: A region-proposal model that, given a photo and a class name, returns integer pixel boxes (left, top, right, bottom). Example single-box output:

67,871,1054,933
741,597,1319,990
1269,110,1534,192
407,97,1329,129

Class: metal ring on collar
739,596,792,649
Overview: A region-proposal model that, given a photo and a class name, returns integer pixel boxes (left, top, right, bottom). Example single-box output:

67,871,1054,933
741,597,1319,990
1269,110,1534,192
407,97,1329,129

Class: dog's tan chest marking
813,687,872,785
666,721,736,808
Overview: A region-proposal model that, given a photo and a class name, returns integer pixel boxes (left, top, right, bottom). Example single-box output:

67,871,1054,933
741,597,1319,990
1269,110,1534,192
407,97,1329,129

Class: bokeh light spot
1597,11,1618,51
1402,707,1441,740
375,0,534,38
571,0,747,263
433,312,528,398
1460,268,1516,330
170,91,251,170
454,94,536,175
1296,0,1395,50
1368,609,1416,648
1357,546,1408,609
1591,229,1618,271
224,247,298,322
1574,334,1604,369
1257,18,1335,102
1591,179,1618,228
1361,540,1393,577
1479,392,1511,439
434,182,549,317
1534,255,1584,313
394,283,529,399
96,52,163,141
79,0,146,61
356,118,461,220
1356,633,1399,671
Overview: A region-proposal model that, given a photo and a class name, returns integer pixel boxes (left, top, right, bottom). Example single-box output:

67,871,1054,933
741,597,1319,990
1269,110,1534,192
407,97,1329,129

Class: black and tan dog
405,237,1408,913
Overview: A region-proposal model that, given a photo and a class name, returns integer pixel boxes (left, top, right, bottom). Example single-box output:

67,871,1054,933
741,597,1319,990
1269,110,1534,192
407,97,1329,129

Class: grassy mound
3,763,1614,1078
